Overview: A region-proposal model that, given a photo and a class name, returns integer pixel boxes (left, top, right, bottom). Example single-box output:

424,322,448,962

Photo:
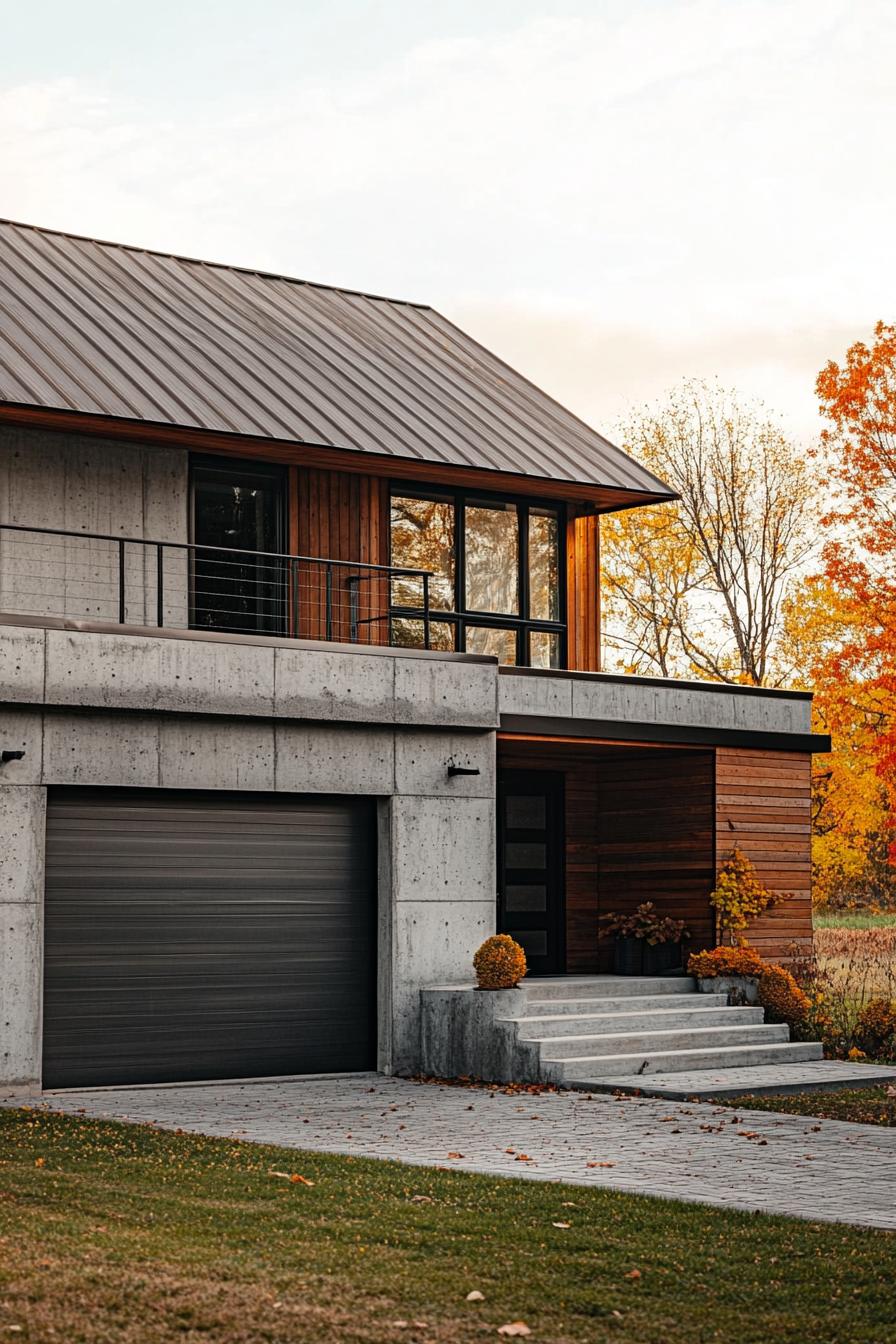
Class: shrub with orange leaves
687,945,765,980
473,935,527,990
757,964,810,1030
855,999,896,1060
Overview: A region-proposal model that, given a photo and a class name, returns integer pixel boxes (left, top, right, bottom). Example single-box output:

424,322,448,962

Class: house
0,219,828,1094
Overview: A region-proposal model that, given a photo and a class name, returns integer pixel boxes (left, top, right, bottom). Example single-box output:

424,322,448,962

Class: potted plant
599,903,690,975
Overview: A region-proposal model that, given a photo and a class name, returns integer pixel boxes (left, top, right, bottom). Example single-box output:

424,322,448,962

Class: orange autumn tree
815,322,896,864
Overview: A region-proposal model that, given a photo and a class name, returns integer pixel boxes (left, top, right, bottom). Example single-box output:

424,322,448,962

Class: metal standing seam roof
0,218,674,503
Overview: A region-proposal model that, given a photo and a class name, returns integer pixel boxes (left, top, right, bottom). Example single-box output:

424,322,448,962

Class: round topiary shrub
855,999,896,1059
473,934,527,990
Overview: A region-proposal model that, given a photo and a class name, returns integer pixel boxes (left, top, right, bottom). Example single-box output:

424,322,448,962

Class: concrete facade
0,428,821,1093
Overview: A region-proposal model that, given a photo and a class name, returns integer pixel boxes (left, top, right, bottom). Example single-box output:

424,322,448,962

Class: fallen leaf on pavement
447,1152,464,1159
586,1161,615,1168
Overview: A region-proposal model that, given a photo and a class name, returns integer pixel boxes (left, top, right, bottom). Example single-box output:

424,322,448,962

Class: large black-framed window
389,486,566,667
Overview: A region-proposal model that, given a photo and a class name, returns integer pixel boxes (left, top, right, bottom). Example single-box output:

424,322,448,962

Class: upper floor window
389,488,564,667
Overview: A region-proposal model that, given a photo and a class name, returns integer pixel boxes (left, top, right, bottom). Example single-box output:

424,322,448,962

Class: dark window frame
388,483,567,667
189,455,289,635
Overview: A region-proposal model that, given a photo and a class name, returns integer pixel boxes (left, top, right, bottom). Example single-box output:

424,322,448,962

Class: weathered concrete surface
0,902,42,1088
274,646,395,724
273,723,395,795
0,782,45,1089
0,426,188,626
13,1075,896,1229
499,668,813,736
6,624,500,731
420,985,541,1083
45,630,276,717
0,786,45,904
0,626,46,703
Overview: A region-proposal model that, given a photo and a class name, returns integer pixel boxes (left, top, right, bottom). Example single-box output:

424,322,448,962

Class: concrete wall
499,668,813,737
0,426,189,626
0,627,498,1088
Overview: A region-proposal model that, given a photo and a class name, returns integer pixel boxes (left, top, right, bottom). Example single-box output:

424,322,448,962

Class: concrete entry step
522,975,696,1000
579,1060,896,1099
508,1004,765,1037
520,992,730,1017
562,1040,825,1081
538,1022,790,1061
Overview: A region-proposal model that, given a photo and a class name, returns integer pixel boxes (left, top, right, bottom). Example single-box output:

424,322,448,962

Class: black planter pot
613,935,644,975
643,940,683,975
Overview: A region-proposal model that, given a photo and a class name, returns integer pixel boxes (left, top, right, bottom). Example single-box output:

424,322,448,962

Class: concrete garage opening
42,789,377,1089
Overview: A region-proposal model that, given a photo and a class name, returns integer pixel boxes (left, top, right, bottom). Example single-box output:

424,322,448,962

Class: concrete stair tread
573,1060,896,1099
539,1023,789,1059
522,976,696,999
506,1004,762,1032
560,1040,824,1079
520,992,723,1017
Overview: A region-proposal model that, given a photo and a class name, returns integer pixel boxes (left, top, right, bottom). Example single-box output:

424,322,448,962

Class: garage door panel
43,789,377,1088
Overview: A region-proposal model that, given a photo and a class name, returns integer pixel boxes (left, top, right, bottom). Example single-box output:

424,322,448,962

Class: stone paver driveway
10,1075,896,1230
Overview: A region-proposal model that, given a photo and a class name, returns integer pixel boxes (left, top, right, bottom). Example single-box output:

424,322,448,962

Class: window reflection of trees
390,496,455,608
465,503,519,614
389,489,562,667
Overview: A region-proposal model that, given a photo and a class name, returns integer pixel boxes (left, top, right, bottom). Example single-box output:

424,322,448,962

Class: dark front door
191,457,287,635
497,770,565,975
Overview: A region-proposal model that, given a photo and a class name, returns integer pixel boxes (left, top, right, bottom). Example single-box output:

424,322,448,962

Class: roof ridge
0,216,432,310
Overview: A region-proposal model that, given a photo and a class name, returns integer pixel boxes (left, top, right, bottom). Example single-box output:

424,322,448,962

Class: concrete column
384,728,497,1073
0,763,46,1091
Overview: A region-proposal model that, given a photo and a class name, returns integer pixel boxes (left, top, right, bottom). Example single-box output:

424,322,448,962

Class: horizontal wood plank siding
715,747,813,959
498,739,715,973
596,749,715,971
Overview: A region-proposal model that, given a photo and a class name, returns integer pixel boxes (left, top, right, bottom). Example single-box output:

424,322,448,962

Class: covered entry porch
496,735,716,976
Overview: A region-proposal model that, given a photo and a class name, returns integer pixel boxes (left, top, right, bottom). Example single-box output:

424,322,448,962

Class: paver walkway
7,1075,896,1229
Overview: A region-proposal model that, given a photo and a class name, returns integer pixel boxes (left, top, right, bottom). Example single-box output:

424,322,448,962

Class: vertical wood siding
714,748,813,959
566,509,601,672
290,466,390,643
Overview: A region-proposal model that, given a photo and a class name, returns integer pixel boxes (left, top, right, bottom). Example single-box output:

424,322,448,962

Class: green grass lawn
1,1109,893,1343
720,1086,896,1127
813,911,896,929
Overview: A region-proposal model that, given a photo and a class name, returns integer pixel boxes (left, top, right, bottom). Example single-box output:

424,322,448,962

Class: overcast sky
3,0,893,443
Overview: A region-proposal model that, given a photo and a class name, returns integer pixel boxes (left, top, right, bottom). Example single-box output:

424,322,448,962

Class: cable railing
0,523,435,649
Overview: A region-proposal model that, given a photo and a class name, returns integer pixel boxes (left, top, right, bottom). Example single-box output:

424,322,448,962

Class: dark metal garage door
43,789,377,1089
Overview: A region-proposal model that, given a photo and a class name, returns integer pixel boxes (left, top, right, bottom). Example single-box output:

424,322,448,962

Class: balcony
0,522,568,662
0,522,441,650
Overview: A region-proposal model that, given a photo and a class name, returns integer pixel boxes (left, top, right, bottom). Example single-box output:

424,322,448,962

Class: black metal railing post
118,538,126,624
348,576,360,644
422,573,431,650
290,557,299,638
156,544,164,628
